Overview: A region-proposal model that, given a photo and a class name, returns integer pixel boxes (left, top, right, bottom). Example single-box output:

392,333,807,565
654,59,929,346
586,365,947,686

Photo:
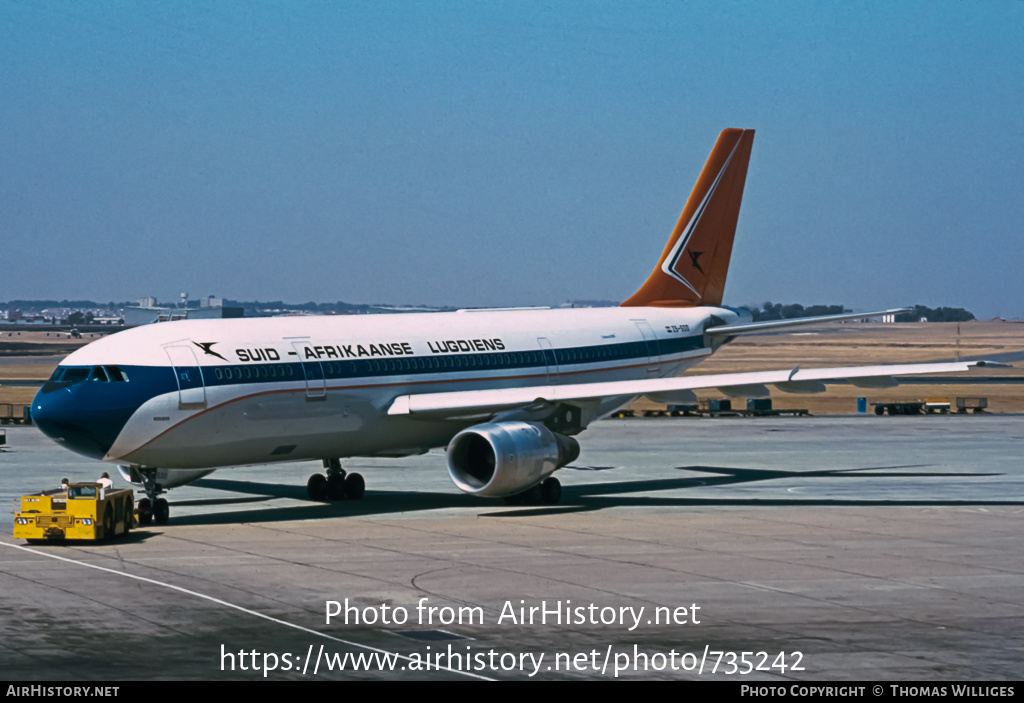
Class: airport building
122,294,243,327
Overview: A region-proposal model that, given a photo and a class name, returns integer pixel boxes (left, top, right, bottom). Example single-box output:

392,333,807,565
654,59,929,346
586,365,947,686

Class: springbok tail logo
621,128,754,308
688,250,705,274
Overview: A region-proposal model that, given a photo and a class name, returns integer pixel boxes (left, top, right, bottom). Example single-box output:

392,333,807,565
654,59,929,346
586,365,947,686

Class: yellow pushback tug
13,483,135,541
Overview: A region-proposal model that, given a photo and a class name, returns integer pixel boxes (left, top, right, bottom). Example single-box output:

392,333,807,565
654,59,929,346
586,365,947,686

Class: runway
1,415,1022,680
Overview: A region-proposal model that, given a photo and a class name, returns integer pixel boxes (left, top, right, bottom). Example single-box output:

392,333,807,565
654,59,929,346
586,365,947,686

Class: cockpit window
41,366,122,393
59,367,89,384
105,366,128,382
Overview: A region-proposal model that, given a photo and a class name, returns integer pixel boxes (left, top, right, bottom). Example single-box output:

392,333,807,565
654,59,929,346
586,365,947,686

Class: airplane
30,128,996,525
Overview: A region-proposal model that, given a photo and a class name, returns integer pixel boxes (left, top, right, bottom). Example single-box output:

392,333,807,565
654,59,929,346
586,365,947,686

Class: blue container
857,397,867,413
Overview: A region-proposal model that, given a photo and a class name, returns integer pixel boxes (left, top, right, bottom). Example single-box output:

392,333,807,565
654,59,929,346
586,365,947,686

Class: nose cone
32,385,123,460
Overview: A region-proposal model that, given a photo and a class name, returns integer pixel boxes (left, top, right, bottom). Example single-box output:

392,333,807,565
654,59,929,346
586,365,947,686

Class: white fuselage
39,305,745,472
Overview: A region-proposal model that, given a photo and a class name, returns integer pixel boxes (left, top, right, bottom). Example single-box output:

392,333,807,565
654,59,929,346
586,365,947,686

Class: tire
524,484,543,505
307,474,328,501
103,506,114,539
344,473,365,500
541,477,562,505
138,498,152,526
154,498,169,525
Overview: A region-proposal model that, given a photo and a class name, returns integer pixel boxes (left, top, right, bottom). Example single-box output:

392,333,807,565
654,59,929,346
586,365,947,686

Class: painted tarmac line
0,540,493,680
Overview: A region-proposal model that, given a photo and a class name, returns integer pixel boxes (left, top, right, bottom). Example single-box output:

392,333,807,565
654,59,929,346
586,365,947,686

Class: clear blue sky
2,1,1021,317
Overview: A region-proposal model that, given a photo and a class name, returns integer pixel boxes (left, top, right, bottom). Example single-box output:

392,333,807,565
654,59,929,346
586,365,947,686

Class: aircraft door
289,340,327,400
164,345,207,409
537,337,559,384
632,320,661,377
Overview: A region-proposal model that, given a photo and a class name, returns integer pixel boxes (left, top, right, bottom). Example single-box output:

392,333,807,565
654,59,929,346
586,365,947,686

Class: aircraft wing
387,361,1004,418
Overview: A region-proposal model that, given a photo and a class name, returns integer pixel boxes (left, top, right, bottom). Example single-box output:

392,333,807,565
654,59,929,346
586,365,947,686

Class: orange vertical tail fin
621,128,754,308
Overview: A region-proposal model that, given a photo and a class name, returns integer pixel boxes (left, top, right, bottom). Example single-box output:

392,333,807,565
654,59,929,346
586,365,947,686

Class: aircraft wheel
103,506,114,539
138,498,153,526
541,477,562,505
345,473,365,500
307,474,328,501
154,498,169,525
326,473,347,501
523,484,544,505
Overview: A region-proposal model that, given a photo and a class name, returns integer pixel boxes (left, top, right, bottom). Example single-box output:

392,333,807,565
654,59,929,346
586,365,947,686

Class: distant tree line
4,298,455,316
4,298,391,315
742,303,847,322
222,299,437,315
4,300,130,310
741,302,975,323
894,305,975,322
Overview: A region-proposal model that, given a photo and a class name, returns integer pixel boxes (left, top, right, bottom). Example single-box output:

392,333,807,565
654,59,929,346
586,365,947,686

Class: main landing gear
504,477,562,506
132,467,170,526
307,458,365,502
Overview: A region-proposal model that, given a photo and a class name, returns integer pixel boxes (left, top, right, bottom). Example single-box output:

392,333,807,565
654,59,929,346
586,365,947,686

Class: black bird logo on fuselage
193,342,227,361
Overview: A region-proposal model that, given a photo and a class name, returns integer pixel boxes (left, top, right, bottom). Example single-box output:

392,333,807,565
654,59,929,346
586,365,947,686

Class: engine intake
447,421,579,498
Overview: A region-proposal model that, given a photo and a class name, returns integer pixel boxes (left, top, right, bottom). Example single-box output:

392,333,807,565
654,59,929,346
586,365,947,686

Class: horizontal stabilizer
705,308,911,338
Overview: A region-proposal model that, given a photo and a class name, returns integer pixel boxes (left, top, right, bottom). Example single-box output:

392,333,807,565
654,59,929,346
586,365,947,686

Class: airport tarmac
1,415,1022,681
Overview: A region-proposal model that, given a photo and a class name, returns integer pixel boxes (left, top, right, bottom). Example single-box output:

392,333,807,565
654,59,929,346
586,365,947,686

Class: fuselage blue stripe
53,335,705,393
196,335,704,386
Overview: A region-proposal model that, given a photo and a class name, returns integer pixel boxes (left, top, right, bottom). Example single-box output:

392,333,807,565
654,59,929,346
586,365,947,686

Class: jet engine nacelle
446,421,580,498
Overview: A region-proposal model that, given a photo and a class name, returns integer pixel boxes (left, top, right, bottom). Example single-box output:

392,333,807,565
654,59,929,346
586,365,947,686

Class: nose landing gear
130,467,170,525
